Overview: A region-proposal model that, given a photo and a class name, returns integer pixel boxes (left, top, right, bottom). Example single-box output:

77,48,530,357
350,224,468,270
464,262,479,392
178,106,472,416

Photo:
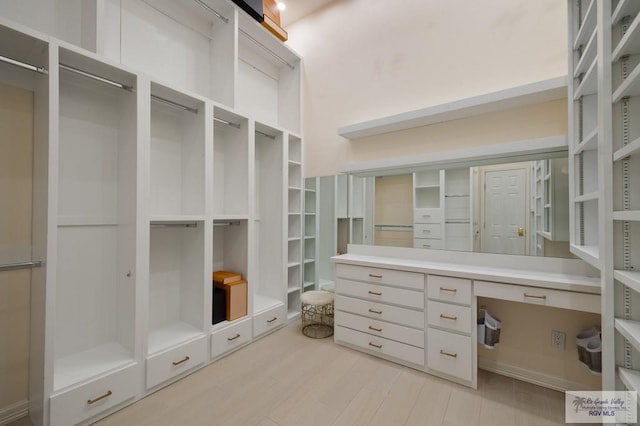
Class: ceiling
280,0,336,26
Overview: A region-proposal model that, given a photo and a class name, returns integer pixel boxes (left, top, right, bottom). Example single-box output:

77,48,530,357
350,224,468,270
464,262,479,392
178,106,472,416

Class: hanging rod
214,221,241,227
239,29,295,70
150,222,198,228
214,117,240,128
445,195,470,198
194,0,229,24
0,54,47,74
256,130,276,140
0,261,43,272
151,94,198,114
60,63,133,91
445,220,470,224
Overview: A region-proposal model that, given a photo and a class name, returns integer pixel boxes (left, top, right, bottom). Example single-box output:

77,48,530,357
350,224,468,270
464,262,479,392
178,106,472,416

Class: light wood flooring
11,323,576,426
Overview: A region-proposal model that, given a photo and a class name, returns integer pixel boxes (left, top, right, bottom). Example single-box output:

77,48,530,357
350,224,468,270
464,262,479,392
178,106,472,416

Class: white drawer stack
426,275,474,384
413,208,443,249
334,264,426,367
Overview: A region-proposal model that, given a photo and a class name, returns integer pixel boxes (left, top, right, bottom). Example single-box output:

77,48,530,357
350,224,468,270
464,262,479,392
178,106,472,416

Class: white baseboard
0,400,28,426
478,357,599,392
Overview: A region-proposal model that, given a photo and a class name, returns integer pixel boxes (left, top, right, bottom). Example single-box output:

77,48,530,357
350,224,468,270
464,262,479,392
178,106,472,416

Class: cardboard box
214,280,248,321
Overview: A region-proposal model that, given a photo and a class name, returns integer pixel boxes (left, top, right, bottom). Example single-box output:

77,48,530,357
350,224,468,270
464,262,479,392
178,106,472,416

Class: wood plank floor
9,323,578,425
96,323,572,426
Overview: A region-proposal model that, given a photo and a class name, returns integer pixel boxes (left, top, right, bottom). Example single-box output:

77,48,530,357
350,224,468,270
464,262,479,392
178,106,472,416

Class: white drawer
211,317,253,359
427,275,472,306
413,238,442,250
414,223,442,239
335,264,424,290
146,336,207,389
414,208,442,223
50,363,139,426
253,304,286,337
427,328,473,382
335,325,424,366
474,280,601,314
427,300,472,335
337,279,424,310
335,295,424,330
337,311,424,348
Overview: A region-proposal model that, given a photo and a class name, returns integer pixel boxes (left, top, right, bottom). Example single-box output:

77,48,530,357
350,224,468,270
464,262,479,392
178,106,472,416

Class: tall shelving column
609,0,640,395
413,170,444,249
303,177,319,292
287,134,303,320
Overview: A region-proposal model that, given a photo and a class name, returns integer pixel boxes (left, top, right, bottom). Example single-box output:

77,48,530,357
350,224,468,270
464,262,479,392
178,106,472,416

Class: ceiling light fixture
276,2,286,11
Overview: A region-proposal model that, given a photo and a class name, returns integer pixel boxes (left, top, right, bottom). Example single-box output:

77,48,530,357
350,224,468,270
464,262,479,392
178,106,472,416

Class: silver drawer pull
267,317,278,323
440,350,458,358
439,287,457,293
524,293,547,300
440,314,457,321
87,390,112,405
368,325,382,332
368,274,383,279
368,308,382,314
227,333,241,341
369,342,382,349
423,244,431,248
172,356,190,366
422,229,431,233
368,290,382,296
423,214,431,218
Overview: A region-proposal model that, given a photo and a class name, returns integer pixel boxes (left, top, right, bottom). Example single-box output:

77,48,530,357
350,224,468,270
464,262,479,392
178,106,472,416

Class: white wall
286,0,568,177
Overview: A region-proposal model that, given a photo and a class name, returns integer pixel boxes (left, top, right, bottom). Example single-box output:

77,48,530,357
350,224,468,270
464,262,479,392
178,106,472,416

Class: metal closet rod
193,0,229,24
239,29,295,71
150,222,198,228
60,63,134,91
214,117,240,128
0,54,48,74
0,261,43,272
256,130,276,140
152,94,198,114
214,221,241,226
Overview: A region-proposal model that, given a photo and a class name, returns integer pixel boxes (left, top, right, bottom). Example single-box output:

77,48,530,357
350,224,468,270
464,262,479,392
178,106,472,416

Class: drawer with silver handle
337,311,424,348
335,325,424,366
414,208,442,224
427,275,472,306
146,335,208,389
335,264,424,290
413,223,442,239
413,238,442,250
337,278,424,309
211,317,252,359
427,328,472,382
335,295,424,329
427,300,472,334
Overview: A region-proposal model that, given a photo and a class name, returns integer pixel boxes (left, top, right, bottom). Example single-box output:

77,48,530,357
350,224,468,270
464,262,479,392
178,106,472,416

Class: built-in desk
332,245,600,389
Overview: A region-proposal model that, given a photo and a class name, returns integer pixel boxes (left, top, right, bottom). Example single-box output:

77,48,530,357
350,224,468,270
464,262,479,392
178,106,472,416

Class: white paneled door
482,168,527,255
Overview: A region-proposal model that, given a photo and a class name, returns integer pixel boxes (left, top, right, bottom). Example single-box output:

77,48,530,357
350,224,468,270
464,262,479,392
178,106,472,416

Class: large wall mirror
306,151,572,264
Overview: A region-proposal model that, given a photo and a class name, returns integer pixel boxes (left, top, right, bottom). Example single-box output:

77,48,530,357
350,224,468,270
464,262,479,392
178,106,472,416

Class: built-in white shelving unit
303,177,319,291
0,0,304,423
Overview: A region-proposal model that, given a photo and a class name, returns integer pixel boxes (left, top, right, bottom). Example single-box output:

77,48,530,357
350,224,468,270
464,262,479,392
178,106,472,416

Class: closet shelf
574,192,599,203
288,261,301,268
574,128,598,154
615,319,640,354
574,30,597,78
253,294,283,314
57,216,118,227
612,11,640,62
615,270,640,295
338,77,567,139
150,214,206,222
613,211,640,221
573,58,597,100
287,286,300,294
618,367,640,394
612,0,640,26
613,136,640,162
147,322,204,356
613,62,640,103
303,281,315,288
213,214,249,221
54,342,134,391
573,0,596,51
570,244,599,268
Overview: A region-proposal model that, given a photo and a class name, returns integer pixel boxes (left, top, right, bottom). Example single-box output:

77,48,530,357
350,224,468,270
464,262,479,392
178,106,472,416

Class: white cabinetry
2,0,303,422
334,264,426,368
413,170,443,249
303,177,319,291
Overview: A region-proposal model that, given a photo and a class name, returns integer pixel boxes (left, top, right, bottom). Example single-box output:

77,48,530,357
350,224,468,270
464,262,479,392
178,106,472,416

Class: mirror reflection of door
481,166,528,255
0,84,33,418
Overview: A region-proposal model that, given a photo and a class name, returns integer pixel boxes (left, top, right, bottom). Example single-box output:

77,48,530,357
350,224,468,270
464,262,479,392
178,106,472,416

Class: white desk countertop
332,253,601,295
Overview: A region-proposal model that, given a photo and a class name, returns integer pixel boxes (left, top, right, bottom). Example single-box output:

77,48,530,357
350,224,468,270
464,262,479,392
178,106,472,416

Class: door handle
517,227,525,237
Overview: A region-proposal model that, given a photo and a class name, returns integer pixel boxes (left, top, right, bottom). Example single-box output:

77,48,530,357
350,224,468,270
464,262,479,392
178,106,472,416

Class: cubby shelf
574,30,597,78
574,128,598,154
613,211,640,221
573,58,597,100
574,192,599,203
615,270,640,295
147,323,204,356
573,0,596,50
612,12,640,61
570,244,599,268
618,367,640,393
613,0,640,25
615,319,640,354
613,136,640,162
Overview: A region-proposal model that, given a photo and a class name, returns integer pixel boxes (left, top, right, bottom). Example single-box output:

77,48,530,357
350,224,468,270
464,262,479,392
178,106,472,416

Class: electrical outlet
551,330,566,350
